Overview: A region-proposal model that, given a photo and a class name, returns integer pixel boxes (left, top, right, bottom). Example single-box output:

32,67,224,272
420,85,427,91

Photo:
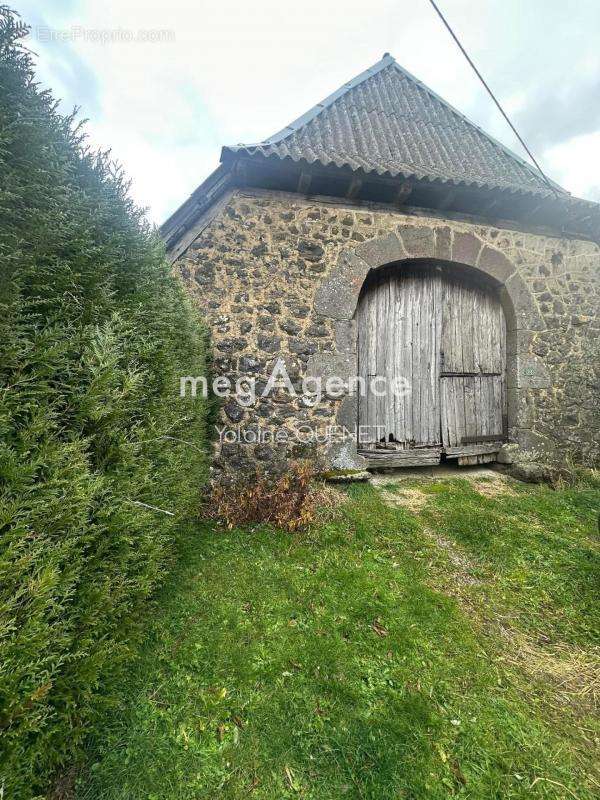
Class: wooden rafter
437,188,457,210
482,196,499,214
297,171,312,194
232,159,248,186
394,180,412,207
346,175,363,200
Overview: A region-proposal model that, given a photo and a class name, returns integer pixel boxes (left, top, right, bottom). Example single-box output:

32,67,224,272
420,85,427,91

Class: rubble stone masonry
174,188,600,476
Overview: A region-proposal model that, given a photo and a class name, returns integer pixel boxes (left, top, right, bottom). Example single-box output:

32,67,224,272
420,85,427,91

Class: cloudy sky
20,0,600,225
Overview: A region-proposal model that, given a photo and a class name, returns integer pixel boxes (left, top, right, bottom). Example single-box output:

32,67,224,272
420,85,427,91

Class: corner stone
508,355,551,390
306,352,357,383
336,394,358,428
326,440,367,471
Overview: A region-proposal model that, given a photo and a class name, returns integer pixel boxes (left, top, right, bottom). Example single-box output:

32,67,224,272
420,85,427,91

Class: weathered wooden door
356,263,506,467
439,272,506,462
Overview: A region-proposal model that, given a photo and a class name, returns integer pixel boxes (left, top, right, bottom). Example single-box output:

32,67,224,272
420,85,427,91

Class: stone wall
174,188,600,475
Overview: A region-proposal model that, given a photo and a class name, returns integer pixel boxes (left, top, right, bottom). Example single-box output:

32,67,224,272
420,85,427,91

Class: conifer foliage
0,8,209,794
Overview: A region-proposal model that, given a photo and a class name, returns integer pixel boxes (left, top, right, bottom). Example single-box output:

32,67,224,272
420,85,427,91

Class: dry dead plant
205,461,342,532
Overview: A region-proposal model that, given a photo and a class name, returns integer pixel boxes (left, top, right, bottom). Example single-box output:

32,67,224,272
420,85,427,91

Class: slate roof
223,53,565,198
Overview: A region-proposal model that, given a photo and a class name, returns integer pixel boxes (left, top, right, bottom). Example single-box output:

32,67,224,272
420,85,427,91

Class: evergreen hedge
0,9,209,796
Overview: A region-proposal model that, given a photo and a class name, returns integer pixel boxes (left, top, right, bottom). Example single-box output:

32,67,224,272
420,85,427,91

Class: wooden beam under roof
346,175,363,200
394,180,412,207
482,196,499,214
190,153,599,245
297,171,312,194
232,158,248,186
437,188,457,211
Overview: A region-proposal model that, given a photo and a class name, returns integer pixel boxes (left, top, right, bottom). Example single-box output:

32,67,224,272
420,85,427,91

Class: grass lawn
76,472,599,799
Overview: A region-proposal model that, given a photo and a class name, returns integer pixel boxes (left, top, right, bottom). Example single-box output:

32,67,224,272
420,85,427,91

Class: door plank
445,442,503,456
359,447,442,467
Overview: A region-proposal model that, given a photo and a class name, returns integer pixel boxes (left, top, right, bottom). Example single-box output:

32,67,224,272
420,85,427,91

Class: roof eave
160,162,232,251
161,152,600,258
234,151,600,239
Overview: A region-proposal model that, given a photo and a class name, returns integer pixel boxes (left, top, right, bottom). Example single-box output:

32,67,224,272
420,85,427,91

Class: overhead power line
426,0,560,198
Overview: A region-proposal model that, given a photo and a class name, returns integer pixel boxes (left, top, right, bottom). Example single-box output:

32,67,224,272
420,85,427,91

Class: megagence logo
180,358,411,407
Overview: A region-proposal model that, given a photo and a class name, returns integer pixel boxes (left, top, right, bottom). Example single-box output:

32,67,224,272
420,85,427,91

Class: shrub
207,461,322,532
0,9,209,796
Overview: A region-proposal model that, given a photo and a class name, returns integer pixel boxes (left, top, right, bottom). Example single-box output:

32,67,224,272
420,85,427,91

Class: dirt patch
470,474,517,499
378,486,481,587
49,767,78,800
373,467,519,500
379,487,429,513
424,527,482,587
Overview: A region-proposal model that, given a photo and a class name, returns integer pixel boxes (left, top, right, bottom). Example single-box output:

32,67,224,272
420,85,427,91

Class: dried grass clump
380,486,429,513
206,461,331,532
498,629,600,712
546,460,600,490
471,475,517,498
311,482,348,523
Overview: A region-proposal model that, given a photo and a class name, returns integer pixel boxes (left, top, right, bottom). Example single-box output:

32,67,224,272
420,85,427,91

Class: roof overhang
161,153,600,258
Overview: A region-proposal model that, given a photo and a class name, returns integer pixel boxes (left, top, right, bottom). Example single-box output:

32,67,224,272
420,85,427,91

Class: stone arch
315,223,543,330
313,222,548,469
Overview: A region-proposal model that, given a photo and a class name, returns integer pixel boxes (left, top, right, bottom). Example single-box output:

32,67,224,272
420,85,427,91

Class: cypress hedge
0,9,209,796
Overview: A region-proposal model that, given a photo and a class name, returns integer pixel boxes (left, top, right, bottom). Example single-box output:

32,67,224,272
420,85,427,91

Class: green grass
419,478,600,646
75,478,599,799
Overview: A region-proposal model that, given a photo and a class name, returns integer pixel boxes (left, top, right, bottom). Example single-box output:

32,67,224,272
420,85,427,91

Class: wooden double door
356,263,507,466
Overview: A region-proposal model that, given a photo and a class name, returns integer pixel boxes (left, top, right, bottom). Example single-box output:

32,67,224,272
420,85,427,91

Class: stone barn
162,54,600,477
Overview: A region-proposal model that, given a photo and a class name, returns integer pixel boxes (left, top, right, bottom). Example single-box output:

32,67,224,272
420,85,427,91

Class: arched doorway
356,261,507,467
